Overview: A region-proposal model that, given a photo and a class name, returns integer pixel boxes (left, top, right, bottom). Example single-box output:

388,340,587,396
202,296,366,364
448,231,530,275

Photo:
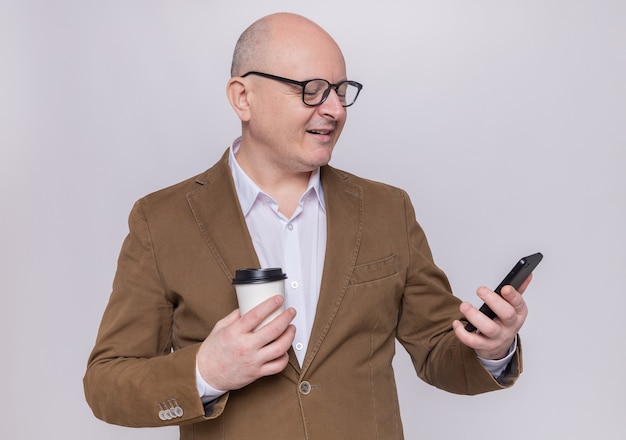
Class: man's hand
196,295,296,391
453,274,531,360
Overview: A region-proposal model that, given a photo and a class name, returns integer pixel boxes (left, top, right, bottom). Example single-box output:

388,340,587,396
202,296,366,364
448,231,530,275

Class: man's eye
304,81,327,95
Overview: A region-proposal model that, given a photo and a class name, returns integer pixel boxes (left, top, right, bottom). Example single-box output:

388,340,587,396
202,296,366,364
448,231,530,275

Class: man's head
227,13,357,176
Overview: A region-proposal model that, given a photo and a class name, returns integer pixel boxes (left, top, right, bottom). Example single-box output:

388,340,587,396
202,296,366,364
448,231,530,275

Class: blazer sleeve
83,200,228,427
395,191,522,395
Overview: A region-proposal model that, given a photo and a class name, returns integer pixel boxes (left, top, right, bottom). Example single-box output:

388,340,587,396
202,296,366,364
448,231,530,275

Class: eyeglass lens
304,80,360,107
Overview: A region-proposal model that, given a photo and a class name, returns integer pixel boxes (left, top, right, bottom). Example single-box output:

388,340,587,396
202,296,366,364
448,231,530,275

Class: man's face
242,29,348,174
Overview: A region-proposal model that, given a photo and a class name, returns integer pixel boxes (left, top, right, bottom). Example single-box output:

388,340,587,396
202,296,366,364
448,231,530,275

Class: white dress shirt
228,137,326,367
196,137,515,402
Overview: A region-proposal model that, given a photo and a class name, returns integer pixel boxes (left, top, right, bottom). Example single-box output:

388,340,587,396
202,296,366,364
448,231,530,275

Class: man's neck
235,148,312,218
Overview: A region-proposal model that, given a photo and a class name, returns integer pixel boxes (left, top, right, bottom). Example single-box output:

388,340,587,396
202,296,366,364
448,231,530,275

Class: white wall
2,1,625,439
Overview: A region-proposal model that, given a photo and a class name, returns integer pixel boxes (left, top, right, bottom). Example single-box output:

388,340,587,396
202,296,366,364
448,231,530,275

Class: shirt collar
228,137,326,217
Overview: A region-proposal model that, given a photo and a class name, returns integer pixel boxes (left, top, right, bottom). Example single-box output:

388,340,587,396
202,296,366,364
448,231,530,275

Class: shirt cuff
195,362,227,404
476,335,518,379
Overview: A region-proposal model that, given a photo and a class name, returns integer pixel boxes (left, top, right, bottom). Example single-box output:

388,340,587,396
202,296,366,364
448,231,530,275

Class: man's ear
226,78,251,122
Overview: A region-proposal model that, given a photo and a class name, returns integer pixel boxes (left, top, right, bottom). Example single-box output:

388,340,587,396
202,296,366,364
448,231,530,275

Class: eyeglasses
241,71,363,107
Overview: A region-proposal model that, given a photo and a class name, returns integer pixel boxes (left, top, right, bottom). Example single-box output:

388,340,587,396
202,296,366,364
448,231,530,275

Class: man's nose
318,88,345,118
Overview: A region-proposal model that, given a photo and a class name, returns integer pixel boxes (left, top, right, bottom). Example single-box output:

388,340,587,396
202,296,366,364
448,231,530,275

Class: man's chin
293,142,335,170
313,143,335,162
311,151,333,168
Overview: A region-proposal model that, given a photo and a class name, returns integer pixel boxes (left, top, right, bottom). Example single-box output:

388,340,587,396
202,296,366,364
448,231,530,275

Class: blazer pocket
349,254,399,285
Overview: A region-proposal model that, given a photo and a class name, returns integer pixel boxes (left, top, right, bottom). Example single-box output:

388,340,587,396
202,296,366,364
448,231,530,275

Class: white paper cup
232,268,287,330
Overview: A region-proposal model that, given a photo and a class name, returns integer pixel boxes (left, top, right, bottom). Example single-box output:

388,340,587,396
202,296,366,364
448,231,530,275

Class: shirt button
295,342,303,351
299,381,311,395
287,223,294,231
291,281,299,289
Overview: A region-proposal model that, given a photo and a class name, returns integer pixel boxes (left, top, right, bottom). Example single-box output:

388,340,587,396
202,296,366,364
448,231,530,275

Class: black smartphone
464,252,543,332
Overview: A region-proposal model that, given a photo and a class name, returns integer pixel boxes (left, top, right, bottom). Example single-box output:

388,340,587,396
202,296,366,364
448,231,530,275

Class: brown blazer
84,150,521,439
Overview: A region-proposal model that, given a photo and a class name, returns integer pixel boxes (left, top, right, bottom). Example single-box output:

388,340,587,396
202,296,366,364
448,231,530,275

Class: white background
2,1,625,439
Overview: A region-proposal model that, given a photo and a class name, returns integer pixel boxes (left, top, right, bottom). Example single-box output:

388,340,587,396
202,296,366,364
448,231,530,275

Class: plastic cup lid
232,268,287,284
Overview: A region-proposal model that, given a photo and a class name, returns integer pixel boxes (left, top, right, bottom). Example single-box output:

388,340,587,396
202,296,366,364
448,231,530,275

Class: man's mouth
307,128,333,135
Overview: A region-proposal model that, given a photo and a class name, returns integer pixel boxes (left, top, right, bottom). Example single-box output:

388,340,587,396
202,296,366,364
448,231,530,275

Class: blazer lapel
299,166,363,374
186,151,261,284
187,151,304,376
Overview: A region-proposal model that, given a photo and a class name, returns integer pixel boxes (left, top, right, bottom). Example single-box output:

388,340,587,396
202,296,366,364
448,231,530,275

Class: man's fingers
239,295,286,331
460,301,499,335
501,285,527,312
258,324,296,374
516,273,533,294
477,286,525,325
217,308,242,327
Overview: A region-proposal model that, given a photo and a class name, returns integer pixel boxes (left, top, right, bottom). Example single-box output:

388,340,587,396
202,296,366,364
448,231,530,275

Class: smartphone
464,252,543,332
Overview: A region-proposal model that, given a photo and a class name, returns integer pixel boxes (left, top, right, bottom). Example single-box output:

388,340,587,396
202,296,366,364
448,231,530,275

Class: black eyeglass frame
241,71,363,107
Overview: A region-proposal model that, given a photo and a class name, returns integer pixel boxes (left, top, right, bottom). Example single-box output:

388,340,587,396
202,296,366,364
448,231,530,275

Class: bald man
84,13,529,439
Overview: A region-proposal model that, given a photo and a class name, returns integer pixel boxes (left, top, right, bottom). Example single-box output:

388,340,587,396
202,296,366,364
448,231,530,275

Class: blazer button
299,381,311,395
